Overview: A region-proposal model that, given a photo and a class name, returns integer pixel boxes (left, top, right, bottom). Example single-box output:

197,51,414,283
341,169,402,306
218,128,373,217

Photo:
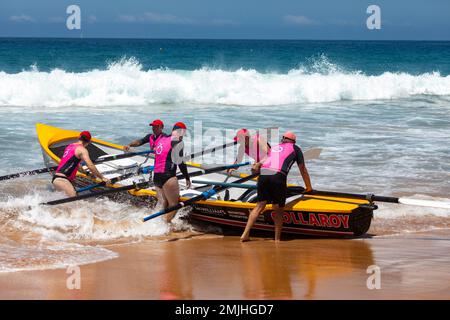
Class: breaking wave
0,56,449,108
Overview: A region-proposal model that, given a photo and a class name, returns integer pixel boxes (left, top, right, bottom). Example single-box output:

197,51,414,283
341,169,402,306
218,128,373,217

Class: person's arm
178,162,191,188
257,136,270,161
174,140,191,188
78,148,111,184
227,141,245,174
299,163,312,192
123,134,151,151
295,146,312,192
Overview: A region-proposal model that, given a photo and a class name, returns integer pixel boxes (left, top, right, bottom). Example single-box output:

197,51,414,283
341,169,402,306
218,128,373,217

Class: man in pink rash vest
52,131,111,197
123,119,165,152
240,131,313,242
227,128,270,175
153,121,191,223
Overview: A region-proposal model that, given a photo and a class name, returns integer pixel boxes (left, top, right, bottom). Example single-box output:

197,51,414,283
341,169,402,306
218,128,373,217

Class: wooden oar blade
303,148,322,161
399,198,450,210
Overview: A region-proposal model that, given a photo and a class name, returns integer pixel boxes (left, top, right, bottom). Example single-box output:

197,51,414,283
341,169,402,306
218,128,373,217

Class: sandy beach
1,229,449,300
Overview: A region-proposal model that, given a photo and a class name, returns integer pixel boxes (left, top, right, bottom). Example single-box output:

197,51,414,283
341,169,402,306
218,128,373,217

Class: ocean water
0,38,449,272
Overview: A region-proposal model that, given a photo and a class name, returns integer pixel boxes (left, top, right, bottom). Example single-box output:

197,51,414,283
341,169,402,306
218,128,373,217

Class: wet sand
0,230,449,300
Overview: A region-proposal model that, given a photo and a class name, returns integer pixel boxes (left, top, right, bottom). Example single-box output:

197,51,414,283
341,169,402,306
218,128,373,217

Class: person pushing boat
227,128,270,175
123,119,165,152
153,122,191,223
240,131,312,242
52,131,111,197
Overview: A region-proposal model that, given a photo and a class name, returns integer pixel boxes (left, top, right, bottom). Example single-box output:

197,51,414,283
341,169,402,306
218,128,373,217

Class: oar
143,173,259,222
301,189,450,210
75,172,136,193
92,150,153,164
0,167,58,181
189,181,450,210
0,150,153,182
192,180,255,189
183,141,237,161
176,162,250,180
77,162,250,194
183,126,279,161
41,181,149,206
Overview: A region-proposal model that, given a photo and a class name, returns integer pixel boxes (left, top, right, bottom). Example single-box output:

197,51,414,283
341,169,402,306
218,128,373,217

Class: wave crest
0,57,449,107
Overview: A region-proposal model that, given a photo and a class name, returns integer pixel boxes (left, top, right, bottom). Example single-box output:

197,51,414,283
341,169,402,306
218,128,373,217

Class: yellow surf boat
36,123,375,237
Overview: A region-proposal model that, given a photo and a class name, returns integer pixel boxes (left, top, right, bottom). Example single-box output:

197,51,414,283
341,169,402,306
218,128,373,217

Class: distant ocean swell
0,57,449,108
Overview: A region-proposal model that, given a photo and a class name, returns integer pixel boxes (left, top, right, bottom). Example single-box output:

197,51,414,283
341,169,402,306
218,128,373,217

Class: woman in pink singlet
152,122,191,223
52,131,110,197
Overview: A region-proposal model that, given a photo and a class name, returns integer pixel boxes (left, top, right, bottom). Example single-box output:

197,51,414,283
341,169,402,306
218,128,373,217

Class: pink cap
233,128,250,141
282,131,296,142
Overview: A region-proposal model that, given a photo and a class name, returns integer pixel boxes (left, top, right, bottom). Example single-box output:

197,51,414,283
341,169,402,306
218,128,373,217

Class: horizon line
0,35,449,42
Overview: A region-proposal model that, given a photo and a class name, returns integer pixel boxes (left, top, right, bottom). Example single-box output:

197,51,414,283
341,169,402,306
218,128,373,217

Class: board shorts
153,172,176,188
256,172,287,207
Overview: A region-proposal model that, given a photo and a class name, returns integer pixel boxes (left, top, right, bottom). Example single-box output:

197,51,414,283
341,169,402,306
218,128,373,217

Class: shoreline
1,229,449,300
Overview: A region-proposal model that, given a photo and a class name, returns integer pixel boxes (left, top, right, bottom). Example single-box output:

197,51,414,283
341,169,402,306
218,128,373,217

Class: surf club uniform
152,133,190,188
52,143,82,183
243,133,270,162
136,132,164,150
257,142,304,207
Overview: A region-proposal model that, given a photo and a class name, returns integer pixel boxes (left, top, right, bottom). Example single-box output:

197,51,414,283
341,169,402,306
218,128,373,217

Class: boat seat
97,155,138,169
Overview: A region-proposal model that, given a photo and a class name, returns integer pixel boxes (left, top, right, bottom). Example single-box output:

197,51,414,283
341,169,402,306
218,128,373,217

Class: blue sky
1,0,449,39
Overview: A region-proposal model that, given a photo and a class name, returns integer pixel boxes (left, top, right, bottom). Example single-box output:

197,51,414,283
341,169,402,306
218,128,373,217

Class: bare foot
240,237,250,242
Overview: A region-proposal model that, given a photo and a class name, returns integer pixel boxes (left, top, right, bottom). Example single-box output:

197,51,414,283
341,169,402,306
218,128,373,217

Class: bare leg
240,201,267,242
161,177,180,223
52,178,76,197
273,205,285,242
155,186,168,209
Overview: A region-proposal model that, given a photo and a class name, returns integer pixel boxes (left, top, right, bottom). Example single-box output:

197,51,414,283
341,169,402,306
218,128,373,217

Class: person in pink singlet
227,128,270,175
240,131,313,242
52,131,111,197
123,119,165,152
153,122,191,223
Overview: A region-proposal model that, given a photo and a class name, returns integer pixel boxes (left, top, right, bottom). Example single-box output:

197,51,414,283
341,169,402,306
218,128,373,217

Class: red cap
172,122,187,130
79,131,92,142
233,128,249,141
149,119,164,127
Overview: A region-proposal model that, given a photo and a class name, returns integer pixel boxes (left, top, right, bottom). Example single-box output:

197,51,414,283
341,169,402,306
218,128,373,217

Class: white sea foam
0,188,192,272
0,190,176,241
0,57,449,108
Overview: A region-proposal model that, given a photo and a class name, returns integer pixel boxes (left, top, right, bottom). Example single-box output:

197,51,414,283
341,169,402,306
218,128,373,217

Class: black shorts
153,172,176,188
257,172,287,207
52,174,73,184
